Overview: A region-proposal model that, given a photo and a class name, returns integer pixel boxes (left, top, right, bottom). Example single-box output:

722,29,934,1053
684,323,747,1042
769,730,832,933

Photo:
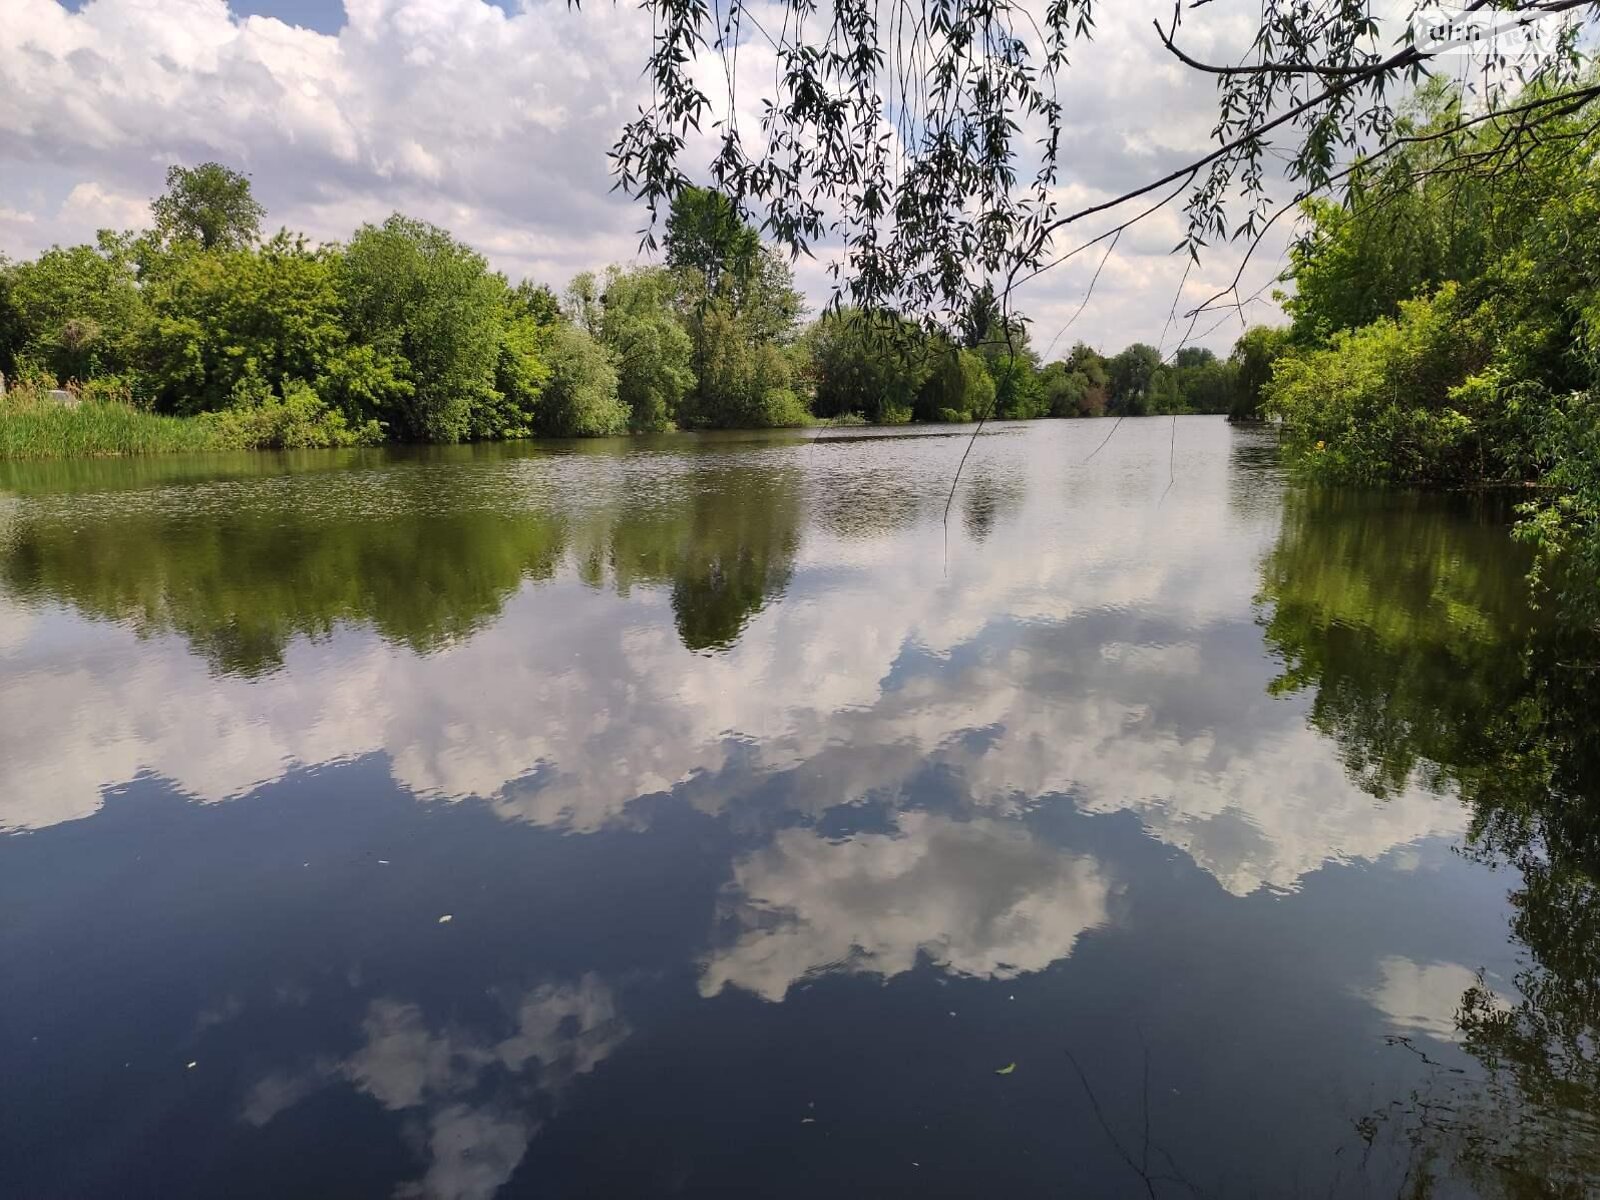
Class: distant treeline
0,164,1277,451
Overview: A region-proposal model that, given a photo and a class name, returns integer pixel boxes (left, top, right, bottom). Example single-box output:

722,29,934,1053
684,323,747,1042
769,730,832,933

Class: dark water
2,419,1596,1198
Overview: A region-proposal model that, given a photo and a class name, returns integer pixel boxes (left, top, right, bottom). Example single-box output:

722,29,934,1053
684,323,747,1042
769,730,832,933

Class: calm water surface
2,419,1595,1197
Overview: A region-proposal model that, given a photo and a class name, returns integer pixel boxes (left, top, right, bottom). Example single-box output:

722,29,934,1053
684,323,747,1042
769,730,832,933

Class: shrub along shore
1247,79,1600,597
0,164,1276,461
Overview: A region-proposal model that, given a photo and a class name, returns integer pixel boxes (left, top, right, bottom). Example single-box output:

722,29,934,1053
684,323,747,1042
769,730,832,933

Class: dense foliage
1263,82,1600,590
0,170,1280,458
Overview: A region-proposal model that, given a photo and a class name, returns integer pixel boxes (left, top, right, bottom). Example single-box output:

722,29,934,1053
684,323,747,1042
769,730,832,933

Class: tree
537,323,628,437
664,186,761,301
1172,347,1216,371
140,232,354,415
470,285,553,441
1228,325,1289,422
338,215,505,442
1037,363,1092,418
1161,352,1238,415
683,299,808,428
6,233,145,384
603,1,1599,328
988,352,1045,419
1268,85,1599,481
1107,343,1161,416
666,191,808,428
915,341,995,422
0,257,22,380
569,266,694,431
150,162,265,252
808,308,929,424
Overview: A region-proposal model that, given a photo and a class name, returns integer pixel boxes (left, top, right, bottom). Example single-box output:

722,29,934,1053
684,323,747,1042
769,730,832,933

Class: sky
1,0,1299,354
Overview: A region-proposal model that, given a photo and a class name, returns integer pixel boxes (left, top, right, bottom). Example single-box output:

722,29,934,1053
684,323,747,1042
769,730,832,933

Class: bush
201,381,381,450
753,386,813,428
1267,283,1496,486
537,324,627,437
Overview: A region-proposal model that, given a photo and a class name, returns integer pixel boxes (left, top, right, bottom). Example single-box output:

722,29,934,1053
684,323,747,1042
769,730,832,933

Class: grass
0,390,228,459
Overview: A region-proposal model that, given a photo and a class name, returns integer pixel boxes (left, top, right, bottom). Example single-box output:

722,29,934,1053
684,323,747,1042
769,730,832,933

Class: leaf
995,1062,1016,1075
437,914,453,924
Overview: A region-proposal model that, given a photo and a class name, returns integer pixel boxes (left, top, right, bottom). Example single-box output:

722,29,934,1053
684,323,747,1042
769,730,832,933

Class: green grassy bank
0,385,372,460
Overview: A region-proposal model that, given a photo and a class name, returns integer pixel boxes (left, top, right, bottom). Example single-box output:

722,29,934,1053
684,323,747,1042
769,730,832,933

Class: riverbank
0,392,229,458
0,386,378,459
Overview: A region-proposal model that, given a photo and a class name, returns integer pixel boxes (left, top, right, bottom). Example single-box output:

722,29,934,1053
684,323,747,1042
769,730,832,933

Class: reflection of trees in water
961,470,1024,543
586,463,802,652
1349,1029,1600,1199
811,474,925,540
1259,489,1600,1194
1,506,568,676
0,456,804,672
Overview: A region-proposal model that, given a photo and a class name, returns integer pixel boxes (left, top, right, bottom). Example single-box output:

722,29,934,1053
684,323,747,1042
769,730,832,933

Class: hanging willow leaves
591,0,1598,328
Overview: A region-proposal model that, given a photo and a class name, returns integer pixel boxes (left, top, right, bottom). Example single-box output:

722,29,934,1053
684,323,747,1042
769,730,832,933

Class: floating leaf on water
186,1061,198,1069
994,1062,1016,1075
437,914,453,924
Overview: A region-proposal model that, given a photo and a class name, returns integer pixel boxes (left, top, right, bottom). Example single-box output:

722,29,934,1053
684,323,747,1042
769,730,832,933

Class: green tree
338,215,506,442
1107,343,1161,416
1161,351,1238,415
0,257,22,379
150,162,265,252
6,234,145,384
1037,363,1090,418
988,353,1045,419
537,323,627,437
1227,325,1289,422
664,187,761,300
139,232,376,416
471,282,554,441
915,342,995,422
808,308,928,424
569,266,694,432
665,193,807,429
682,299,808,428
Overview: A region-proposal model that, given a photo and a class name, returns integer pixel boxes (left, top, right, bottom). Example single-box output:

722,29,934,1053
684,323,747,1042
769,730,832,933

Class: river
2,417,1594,1197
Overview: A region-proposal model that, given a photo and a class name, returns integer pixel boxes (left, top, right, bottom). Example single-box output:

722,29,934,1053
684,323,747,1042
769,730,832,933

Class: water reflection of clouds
242,976,628,1200
0,424,1461,904
700,812,1112,1001
1359,956,1484,1043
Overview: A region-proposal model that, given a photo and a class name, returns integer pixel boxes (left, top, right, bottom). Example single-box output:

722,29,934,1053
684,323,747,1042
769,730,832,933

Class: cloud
241,974,629,1200
1360,956,1484,1042
700,812,1113,1001
0,0,1292,350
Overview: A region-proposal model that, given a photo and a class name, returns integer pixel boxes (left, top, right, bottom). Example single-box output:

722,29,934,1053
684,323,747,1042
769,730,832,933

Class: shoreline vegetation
1255,80,1600,597
3,77,1595,594
0,163,1274,463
